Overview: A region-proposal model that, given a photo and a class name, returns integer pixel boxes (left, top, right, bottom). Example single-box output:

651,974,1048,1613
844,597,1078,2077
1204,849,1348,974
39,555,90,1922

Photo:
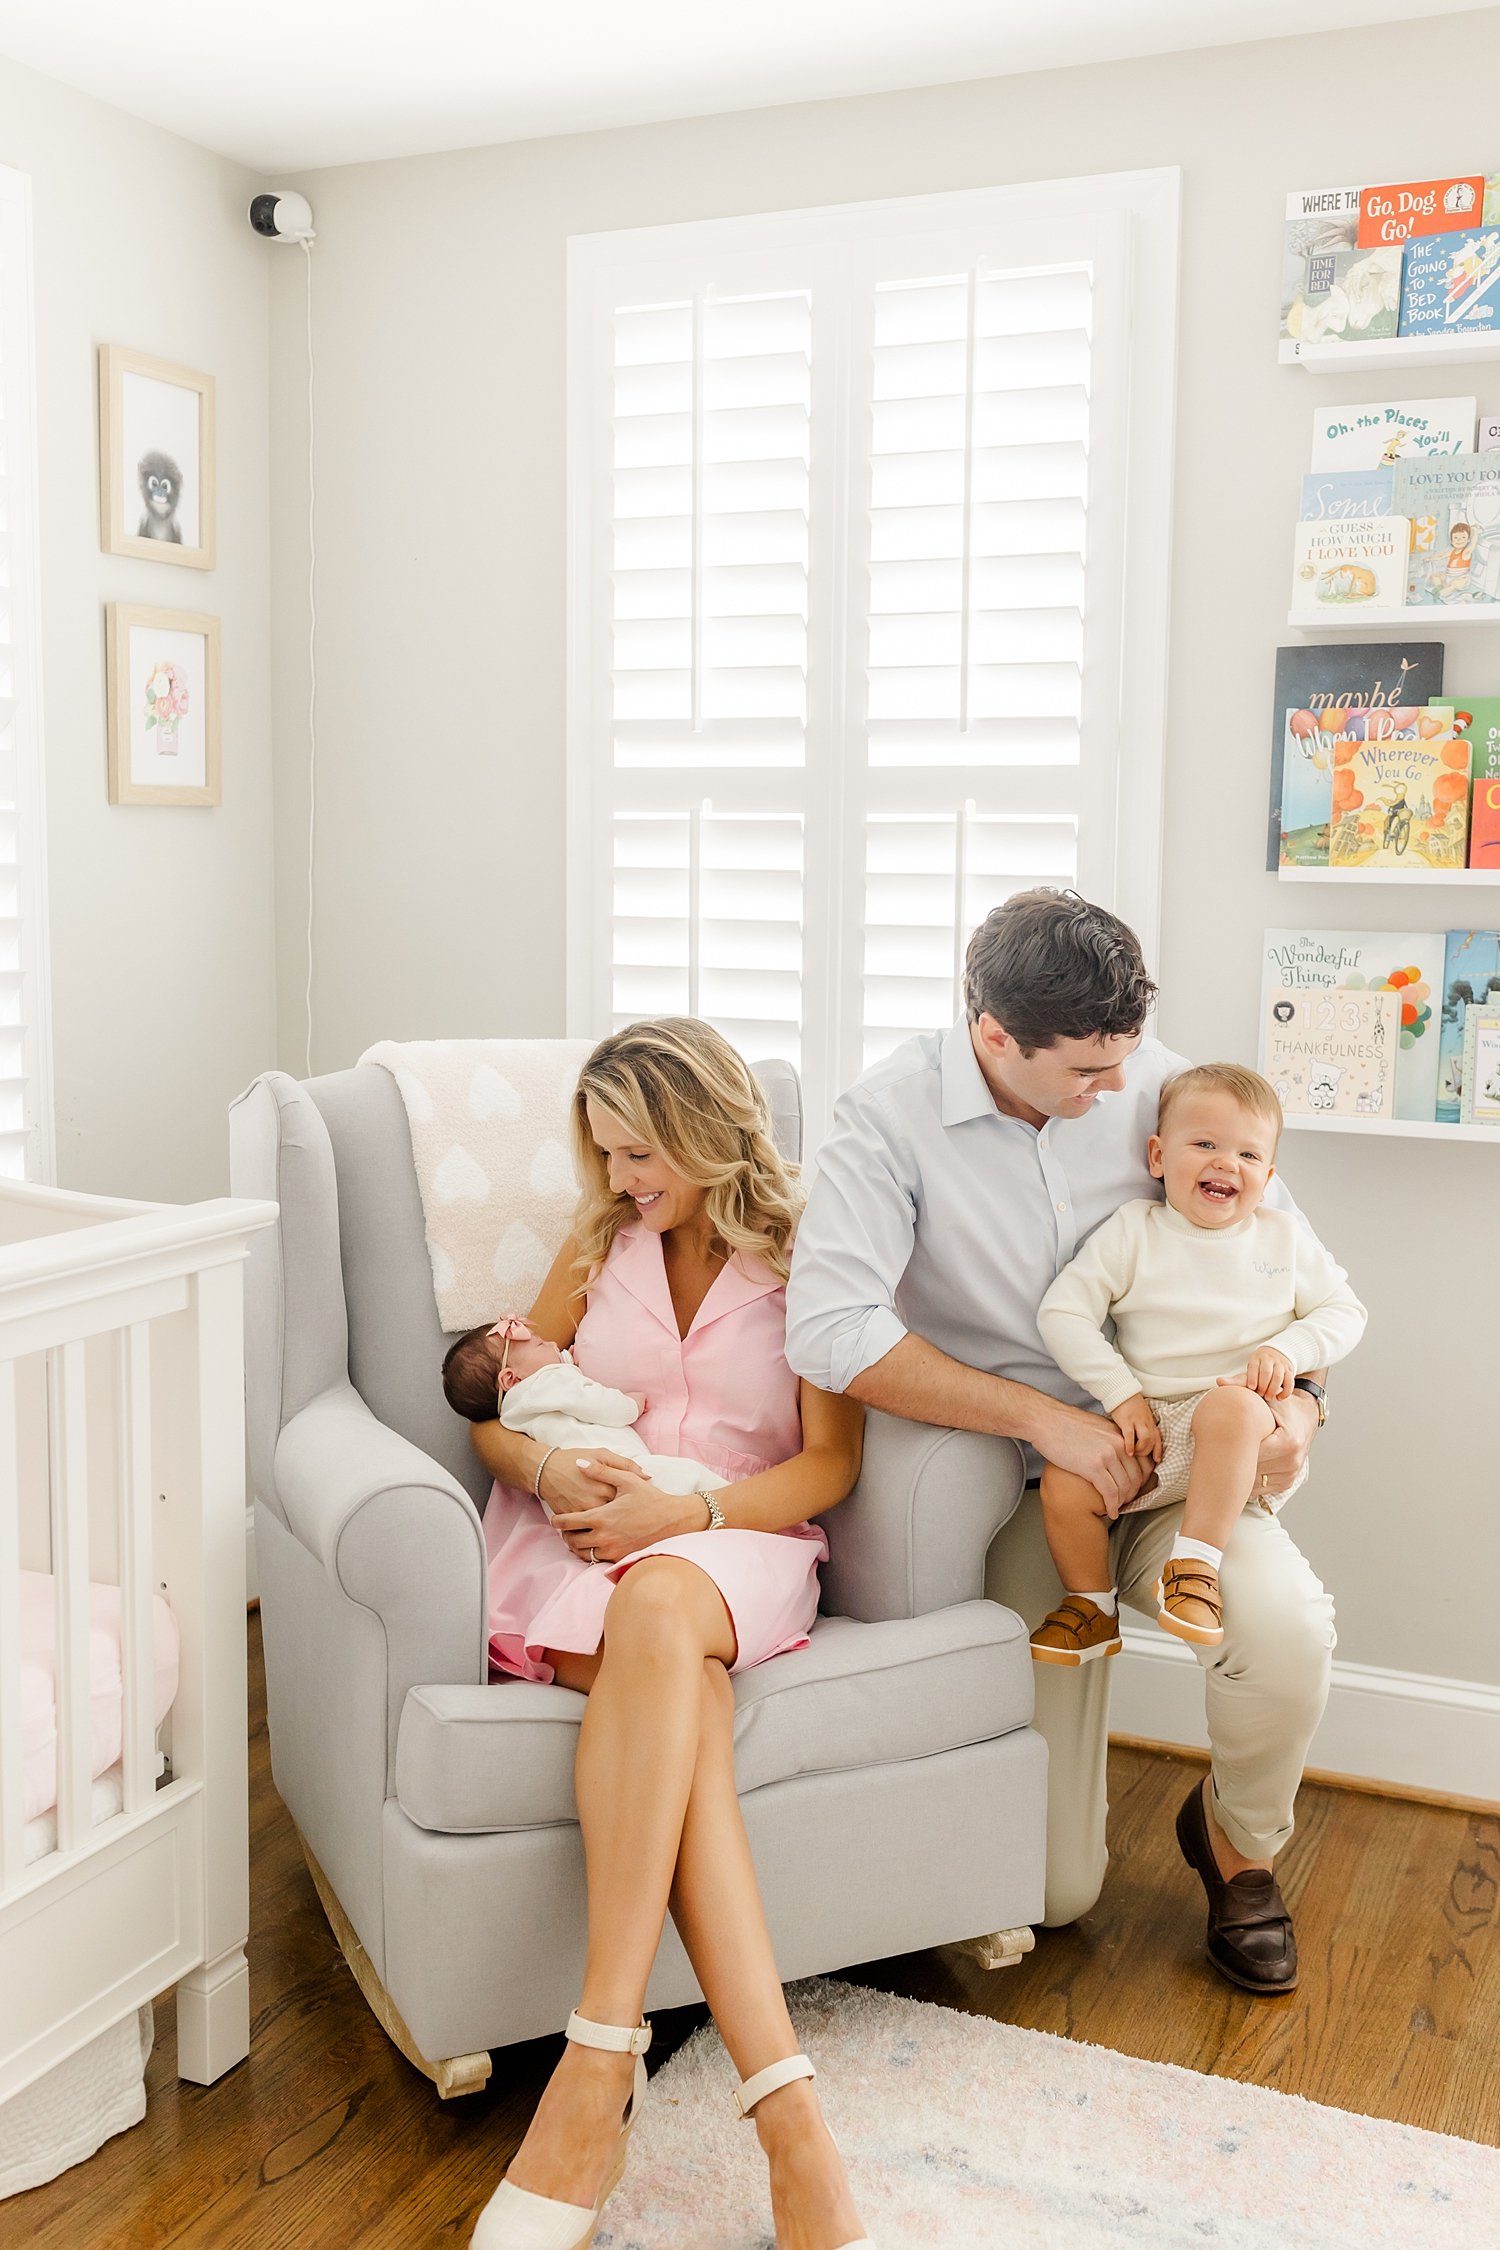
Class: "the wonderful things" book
1260,929,1445,1122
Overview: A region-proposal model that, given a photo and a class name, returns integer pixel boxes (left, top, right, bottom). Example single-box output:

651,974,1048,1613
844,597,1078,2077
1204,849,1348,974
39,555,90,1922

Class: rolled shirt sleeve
784,1088,918,1394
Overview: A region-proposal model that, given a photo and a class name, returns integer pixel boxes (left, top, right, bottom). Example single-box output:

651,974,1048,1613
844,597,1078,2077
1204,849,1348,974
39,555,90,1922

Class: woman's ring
589,1546,599,1565
1260,1474,1270,1493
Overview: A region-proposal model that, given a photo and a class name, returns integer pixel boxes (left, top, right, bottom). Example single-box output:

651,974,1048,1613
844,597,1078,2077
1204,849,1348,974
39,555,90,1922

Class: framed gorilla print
99,345,216,570
105,604,221,806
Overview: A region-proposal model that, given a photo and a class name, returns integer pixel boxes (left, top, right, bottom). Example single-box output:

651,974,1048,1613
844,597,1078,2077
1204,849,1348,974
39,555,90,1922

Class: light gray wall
268,10,1500,1685
1,57,275,1201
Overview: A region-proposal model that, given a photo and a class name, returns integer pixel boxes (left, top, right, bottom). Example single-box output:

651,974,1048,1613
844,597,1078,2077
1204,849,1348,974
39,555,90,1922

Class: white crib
0,1176,275,2112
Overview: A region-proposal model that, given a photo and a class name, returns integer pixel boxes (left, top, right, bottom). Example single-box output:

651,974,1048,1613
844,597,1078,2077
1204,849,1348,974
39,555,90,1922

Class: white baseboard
245,1502,257,1606
1111,1627,1500,1805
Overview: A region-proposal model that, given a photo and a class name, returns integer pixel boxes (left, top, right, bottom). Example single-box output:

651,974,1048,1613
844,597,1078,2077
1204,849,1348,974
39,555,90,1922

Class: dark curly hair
963,888,1157,1054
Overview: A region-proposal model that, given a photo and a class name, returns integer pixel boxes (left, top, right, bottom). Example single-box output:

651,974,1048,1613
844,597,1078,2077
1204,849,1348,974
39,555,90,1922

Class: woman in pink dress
465,1020,873,2250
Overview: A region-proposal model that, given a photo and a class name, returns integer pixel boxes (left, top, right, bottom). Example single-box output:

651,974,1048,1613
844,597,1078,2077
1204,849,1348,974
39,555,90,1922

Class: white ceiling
0,0,1494,174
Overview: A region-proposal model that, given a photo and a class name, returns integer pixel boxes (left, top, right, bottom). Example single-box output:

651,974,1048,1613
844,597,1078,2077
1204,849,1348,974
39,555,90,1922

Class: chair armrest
274,1381,489,1689
818,1408,1026,1622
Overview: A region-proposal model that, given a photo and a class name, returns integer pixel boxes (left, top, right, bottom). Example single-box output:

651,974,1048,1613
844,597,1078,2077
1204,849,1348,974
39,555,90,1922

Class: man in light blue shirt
786,890,1333,1994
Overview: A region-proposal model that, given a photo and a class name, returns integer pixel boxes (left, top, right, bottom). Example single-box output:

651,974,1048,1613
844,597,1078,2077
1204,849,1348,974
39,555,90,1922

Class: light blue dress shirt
785,1020,1297,1415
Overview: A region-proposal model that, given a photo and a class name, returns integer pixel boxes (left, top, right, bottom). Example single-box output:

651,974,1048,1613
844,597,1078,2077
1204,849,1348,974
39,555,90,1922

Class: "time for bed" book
1260,929,1445,1122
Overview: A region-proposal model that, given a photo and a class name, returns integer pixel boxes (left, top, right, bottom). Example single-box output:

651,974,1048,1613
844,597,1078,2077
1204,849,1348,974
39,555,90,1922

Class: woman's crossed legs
504,1555,863,2250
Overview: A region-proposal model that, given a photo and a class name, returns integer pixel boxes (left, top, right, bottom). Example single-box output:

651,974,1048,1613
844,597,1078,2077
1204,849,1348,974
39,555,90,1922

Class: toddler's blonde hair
569,1018,802,1292
1157,1062,1283,1144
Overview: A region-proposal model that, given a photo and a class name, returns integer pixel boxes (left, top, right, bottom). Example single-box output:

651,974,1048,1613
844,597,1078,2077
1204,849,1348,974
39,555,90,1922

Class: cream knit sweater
1036,1198,1366,1413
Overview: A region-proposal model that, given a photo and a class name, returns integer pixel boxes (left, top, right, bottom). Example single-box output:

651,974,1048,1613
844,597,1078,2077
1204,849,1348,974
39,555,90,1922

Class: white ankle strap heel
733,2053,875,2249
470,2010,652,2250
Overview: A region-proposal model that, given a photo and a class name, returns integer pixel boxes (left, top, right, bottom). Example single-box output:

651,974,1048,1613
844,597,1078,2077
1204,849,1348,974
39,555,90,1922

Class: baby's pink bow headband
488,1315,534,1393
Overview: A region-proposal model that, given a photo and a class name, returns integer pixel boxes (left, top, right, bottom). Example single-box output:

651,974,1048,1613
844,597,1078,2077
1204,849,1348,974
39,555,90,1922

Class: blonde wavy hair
569,1019,802,1290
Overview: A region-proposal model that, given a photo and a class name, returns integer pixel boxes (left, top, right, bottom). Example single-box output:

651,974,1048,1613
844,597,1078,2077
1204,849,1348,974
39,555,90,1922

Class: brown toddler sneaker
1156,1560,1225,1646
1029,1596,1123,1666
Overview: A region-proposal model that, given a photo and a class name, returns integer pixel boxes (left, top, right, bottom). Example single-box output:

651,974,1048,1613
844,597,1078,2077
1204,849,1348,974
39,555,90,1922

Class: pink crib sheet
19,1571,179,1823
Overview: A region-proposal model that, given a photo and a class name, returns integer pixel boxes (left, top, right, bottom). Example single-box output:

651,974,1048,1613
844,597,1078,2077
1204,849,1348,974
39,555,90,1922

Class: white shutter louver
607,289,811,1070
572,181,1175,1140
858,266,1091,1064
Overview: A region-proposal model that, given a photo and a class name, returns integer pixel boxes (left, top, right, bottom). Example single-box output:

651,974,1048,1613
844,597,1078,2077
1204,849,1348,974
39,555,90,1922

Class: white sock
1169,1534,1223,1572
1069,1588,1117,1615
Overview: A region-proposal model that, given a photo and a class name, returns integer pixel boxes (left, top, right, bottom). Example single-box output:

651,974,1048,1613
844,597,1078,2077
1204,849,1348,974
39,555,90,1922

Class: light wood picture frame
106,604,221,806
99,344,216,569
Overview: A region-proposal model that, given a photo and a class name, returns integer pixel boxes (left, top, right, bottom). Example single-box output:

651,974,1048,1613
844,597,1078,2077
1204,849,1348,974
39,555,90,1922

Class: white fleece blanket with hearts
359,1039,594,1333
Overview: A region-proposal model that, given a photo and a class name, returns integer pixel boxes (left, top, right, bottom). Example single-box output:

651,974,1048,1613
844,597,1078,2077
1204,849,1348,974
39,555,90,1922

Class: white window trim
567,169,1179,1140
0,164,54,1184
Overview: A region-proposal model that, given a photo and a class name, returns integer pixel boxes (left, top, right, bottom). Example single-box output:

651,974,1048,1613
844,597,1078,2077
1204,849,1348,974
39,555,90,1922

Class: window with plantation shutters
569,173,1178,1144
0,167,51,1183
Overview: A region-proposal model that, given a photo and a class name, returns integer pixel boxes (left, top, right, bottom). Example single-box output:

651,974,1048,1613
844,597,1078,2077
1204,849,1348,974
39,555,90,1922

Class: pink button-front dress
482,1221,828,1683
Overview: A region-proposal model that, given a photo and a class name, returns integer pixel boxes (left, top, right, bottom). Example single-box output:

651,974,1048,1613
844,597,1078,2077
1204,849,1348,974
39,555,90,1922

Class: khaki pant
985,1488,1336,1927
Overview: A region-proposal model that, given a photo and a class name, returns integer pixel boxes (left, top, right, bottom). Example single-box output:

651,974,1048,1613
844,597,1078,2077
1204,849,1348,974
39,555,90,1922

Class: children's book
1358,176,1486,247
1265,641,1445,871
1482,418,1500,449
1291,517,1408,614
1263,985,1399,1120
1280,186,1363,362
1459,1003,1500,1126
1309,398,1475,469
1278,705,1450,868
1328,723,1470,871
1394,454,1500,604
1471,775,1500,868
1399,229,1500,335
1299,468,1396,523
1260,929,1446,1122
1293,245,1402,348
1436,929,1500,1122
1434,695,1500,832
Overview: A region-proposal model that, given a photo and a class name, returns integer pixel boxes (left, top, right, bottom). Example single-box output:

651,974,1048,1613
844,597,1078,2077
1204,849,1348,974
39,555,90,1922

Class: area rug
595,1978,1495,2249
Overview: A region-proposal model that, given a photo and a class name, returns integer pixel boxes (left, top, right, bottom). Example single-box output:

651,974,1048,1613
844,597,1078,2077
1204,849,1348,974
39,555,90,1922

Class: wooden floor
17,1614,1500,2247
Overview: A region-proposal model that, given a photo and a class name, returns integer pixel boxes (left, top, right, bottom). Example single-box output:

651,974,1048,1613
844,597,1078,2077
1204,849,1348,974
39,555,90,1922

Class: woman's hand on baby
1228,1350,1295,1401
535,1447,641,1515
1110,1393,1163,1464
552,1468,702,1563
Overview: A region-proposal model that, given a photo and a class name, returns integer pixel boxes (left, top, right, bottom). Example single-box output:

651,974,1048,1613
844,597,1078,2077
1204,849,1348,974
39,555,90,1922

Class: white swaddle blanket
500,1361,726,1499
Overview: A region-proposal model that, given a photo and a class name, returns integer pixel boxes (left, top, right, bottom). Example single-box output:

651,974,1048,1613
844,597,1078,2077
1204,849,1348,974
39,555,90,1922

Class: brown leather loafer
1175,1779,1298,1994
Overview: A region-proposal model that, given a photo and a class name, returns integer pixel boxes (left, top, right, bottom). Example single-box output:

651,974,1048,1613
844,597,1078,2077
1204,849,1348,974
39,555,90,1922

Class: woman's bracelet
533,1445,560,1501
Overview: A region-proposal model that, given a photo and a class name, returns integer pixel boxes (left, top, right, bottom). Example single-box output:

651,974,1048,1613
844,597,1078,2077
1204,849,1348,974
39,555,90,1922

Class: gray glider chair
229,1054,1046,2097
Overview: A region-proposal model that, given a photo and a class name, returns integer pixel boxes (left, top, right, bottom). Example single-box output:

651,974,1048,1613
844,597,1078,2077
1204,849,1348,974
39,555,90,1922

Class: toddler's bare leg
1182,1387,1279,1549
1039,1462,1114,1592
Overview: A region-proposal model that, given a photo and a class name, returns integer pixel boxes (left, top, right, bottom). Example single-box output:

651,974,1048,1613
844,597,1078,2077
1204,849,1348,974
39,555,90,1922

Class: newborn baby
441,1316,727,1500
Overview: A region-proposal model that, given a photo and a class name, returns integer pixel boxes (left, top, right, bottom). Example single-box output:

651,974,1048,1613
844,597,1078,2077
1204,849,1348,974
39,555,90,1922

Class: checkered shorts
1116,1389,1309,1516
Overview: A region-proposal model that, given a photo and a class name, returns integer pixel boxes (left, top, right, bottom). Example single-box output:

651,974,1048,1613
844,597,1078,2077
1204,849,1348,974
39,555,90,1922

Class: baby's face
488,1321,564,1389
1147,1090,1277,1231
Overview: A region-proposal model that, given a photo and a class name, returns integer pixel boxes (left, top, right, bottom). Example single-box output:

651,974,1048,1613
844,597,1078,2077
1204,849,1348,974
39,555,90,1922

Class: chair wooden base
297,1830,492,2099
946,1924,1037,1971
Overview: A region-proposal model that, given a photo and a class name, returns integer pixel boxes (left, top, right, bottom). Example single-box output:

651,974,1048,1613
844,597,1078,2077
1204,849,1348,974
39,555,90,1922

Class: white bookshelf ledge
1282,1113,1497,1143
1293,333,1500,375
1277,867,1500,885
1287,606,1500,632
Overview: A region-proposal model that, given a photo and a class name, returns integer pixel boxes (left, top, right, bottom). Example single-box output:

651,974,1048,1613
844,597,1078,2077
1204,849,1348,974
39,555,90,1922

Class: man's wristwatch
698,1488,727,1531
1293,1377,1327,1428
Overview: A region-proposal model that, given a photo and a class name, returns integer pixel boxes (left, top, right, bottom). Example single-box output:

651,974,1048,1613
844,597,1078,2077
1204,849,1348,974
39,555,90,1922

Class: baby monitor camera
249,191,315,243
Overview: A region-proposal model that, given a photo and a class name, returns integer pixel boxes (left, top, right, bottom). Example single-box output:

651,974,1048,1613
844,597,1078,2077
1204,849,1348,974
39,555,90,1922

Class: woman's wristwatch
1292,1377,1327,1428
697,1487,727,1531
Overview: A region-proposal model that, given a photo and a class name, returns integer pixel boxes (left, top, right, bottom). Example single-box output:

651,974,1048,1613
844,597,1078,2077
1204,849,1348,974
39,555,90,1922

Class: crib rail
0,1182,275,2100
